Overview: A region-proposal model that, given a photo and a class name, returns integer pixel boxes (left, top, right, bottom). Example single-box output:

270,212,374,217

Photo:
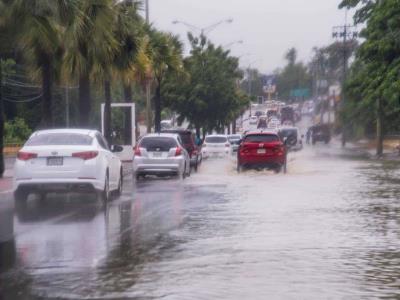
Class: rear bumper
202,148,230,158
13,178,103,193
133,157,185,175
239,155,285,168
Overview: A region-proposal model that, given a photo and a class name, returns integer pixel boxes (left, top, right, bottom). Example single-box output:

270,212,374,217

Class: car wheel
98,172,110,203
14,190,28,203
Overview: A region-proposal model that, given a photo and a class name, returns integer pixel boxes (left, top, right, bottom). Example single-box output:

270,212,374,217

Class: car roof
31,128,97,137
205,134,227,138
140,133,181,141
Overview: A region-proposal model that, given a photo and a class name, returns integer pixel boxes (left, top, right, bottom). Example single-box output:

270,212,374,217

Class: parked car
202,135,231,158
133,133,191,179
161,129,202,171
13,129,123,203
237,131,287,173
311,124,331,144
228,134,242,152
249,116,258,125
278,127,303,151
160,120,173,130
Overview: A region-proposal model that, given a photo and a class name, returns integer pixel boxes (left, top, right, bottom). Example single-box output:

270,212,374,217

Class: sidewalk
349,138,400,160
0,157,15,193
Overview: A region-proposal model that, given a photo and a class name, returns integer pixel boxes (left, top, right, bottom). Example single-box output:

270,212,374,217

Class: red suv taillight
72,151,98,160
134,147,141,156
175,147,183,156
17,151,37,161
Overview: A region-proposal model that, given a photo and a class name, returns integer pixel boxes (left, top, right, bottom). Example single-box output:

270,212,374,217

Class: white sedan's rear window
205,136,227,143
26,133,93,146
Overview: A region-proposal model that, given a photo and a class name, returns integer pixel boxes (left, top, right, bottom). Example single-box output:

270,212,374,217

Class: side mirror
111,145,124,153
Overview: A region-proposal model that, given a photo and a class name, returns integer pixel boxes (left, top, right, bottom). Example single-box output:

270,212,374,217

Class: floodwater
1,139,400,299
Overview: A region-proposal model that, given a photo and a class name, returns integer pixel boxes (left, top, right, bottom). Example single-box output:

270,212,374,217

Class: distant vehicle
237,131,287,173
311,124,331,144
160,120,173,130
254,111,264,118
257,116,268,129
280,106,295,125
161,129,202,171
133,133,191,179
278,127,303,151
267,118,281,130
228,134,242,152
249,116,258,125
266,109,279,119
202,135,231,158
13,129,123,203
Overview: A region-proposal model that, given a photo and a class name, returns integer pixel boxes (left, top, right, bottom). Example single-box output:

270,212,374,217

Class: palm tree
7,0,74,128
64,0,118,128
113,0,147,143
148,29,183,132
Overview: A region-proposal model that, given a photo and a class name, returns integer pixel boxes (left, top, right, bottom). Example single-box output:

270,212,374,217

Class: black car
310,124,331,144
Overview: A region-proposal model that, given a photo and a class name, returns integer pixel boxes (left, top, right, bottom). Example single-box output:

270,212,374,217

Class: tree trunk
79,72,91,127
376,98,384,157
154,83,161,133
232,120,236,134
227,124,231,135
0,59,4,178
104,80,112,145
123,84,133,144
41,57,53,127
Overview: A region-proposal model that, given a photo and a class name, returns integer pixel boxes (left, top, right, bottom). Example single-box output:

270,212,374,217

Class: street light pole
172,18,233,37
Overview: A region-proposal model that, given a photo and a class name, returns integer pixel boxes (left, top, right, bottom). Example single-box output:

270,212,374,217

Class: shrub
4,118,32,145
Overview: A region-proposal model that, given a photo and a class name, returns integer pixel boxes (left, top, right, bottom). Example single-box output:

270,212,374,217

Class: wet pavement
2,129,400,299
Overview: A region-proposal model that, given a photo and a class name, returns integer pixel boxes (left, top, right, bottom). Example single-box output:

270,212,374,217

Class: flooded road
2,141,400,299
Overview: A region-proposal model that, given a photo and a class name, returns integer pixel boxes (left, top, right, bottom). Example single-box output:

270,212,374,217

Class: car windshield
140,137,177,152
244,134,279,143
205,136,227,143
25,133,93,146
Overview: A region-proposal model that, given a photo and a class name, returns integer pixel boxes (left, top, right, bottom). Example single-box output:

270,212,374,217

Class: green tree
341,0,400,155
148,29,183,133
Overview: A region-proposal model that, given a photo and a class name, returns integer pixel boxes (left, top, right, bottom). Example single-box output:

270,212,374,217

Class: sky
148,0,354,74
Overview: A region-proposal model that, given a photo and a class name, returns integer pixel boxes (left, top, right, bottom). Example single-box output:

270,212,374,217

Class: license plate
257,149,267,154
47,157,63,166
152,152,162,157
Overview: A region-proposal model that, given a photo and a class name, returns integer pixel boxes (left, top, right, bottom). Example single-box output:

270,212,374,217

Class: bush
4,118,32,144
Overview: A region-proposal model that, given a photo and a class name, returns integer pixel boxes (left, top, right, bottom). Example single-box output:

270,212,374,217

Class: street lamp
172,18,233,36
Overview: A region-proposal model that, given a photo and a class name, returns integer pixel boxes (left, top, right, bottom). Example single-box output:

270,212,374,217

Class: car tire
98,172,110,204
14,190,28,203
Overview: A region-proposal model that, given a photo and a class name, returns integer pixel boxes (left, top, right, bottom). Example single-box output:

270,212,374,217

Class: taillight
225,143,230,147
72,151,98,160
274,145,285,155
175,147,183,156
17,151,37,161
134,147,141,156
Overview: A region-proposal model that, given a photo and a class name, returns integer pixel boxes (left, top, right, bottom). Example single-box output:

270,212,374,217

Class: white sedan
13,129,123,203
201,135,231,158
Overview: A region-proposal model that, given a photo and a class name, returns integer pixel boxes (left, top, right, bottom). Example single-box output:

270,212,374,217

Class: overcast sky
149,0,354,74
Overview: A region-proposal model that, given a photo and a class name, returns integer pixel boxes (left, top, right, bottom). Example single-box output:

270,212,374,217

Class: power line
3,94,43,103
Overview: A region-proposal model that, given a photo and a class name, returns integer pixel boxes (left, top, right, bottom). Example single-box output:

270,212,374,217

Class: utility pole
332,11,358,147
145,0,152,133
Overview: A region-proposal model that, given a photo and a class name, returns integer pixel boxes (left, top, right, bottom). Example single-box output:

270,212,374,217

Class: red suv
237,131,287,173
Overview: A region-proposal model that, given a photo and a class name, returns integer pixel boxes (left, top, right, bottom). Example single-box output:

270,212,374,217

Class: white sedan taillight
72,151,98,160
17,151,37,161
